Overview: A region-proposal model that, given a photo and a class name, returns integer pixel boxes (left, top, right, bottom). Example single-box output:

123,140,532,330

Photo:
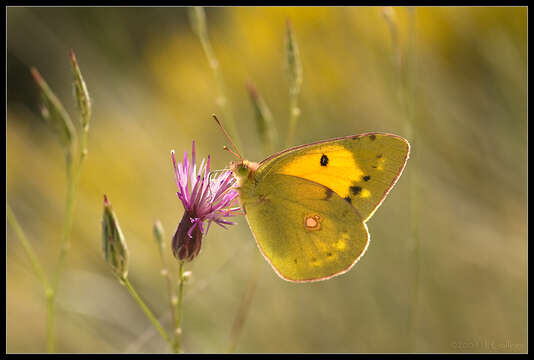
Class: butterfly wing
240,173,369,282
256,133,410,221
238,132,409,282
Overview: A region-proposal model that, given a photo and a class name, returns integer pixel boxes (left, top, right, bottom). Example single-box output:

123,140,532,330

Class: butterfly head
231,160,259,186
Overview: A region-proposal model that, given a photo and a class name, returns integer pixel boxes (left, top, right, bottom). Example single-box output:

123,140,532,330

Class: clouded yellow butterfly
224,124,410,282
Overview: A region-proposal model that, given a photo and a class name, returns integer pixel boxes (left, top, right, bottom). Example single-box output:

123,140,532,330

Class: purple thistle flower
171,141,240,261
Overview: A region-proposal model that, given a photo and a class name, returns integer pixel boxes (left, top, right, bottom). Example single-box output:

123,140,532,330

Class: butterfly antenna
213,114,242,160
223,146,241,159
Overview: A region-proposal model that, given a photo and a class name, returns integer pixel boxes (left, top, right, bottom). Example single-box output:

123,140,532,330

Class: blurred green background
6,6,526,353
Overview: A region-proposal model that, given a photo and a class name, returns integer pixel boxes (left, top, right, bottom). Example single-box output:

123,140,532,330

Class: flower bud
102,195,129,279
31,67,76,153
70,50,91,132
246,82,277,154
285,19,302,97
172,212,202,262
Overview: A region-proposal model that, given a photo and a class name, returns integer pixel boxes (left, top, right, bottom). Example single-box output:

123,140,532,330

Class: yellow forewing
257,133,410,221
278,144,366,199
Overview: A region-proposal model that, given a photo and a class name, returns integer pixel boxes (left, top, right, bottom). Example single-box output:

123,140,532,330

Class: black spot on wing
363,175,371,182
344,196,352,204
350,186,362,196
320,154,329,166
369,134,376,141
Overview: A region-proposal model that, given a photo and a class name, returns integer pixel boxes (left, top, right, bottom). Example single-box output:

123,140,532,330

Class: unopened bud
285,19,303,97
31,67,76,153
70,50,91,131
102,195,129,280
246,82,277,153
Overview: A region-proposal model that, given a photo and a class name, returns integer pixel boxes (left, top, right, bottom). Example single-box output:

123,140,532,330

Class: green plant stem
286,95,301,147
404,8,419,353
6,202,57,352
194,13,241,149
8,126,83,354
285,19,302,147
7,203,55,351
42,153,76,352
52,153,76,290
121,277,173,348
175,261,185,353
46,147,86,352
6,203,49,288
228,255,260,353
45,288,55,352
157,247,179,353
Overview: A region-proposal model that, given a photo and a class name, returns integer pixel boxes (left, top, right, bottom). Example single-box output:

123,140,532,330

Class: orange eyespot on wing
304,214,322,230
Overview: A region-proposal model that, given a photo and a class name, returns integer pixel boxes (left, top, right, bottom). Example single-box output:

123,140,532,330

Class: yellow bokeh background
7,7,526,353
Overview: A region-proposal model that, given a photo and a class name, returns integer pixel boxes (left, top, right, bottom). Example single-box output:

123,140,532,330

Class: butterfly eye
237,164,250,178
